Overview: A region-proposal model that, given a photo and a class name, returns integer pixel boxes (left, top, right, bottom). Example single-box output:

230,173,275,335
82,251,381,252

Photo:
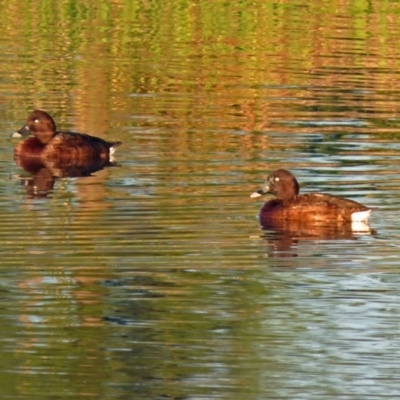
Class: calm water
1,0,400,399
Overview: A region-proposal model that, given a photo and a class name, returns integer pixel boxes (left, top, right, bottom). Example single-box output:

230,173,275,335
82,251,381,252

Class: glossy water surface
1,1,400,399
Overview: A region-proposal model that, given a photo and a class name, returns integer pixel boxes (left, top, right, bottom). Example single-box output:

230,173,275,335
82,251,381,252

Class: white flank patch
351,209,371,222
109,146,119,162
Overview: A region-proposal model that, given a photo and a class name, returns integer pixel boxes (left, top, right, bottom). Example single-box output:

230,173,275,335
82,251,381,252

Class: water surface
1,1,400,399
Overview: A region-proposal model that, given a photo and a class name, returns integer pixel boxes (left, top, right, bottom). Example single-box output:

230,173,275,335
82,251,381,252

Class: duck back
42,132,121,161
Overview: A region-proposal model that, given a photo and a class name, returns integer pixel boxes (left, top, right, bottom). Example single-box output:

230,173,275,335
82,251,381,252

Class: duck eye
275,177,280,182
34,119,39,123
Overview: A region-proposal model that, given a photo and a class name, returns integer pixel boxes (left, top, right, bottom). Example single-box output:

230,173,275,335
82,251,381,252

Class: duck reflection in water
14,154,116,198
262,219,372,258
250,169,373,255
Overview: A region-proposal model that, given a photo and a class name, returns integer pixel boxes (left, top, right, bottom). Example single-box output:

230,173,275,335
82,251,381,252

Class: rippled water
1,0,400,399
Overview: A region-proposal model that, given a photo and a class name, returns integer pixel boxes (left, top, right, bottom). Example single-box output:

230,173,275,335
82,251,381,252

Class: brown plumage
13,110,121,164
250,169,372,225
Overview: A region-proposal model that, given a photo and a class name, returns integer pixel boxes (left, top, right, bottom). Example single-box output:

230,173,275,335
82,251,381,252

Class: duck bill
10,124,31,138
250,180,271,198
250,188,269,198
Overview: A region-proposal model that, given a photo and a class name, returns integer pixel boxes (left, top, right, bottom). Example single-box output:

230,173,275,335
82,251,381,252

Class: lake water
1,1,400,399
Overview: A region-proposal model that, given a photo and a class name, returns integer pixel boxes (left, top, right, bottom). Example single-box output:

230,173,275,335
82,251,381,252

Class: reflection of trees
2,0,400,141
